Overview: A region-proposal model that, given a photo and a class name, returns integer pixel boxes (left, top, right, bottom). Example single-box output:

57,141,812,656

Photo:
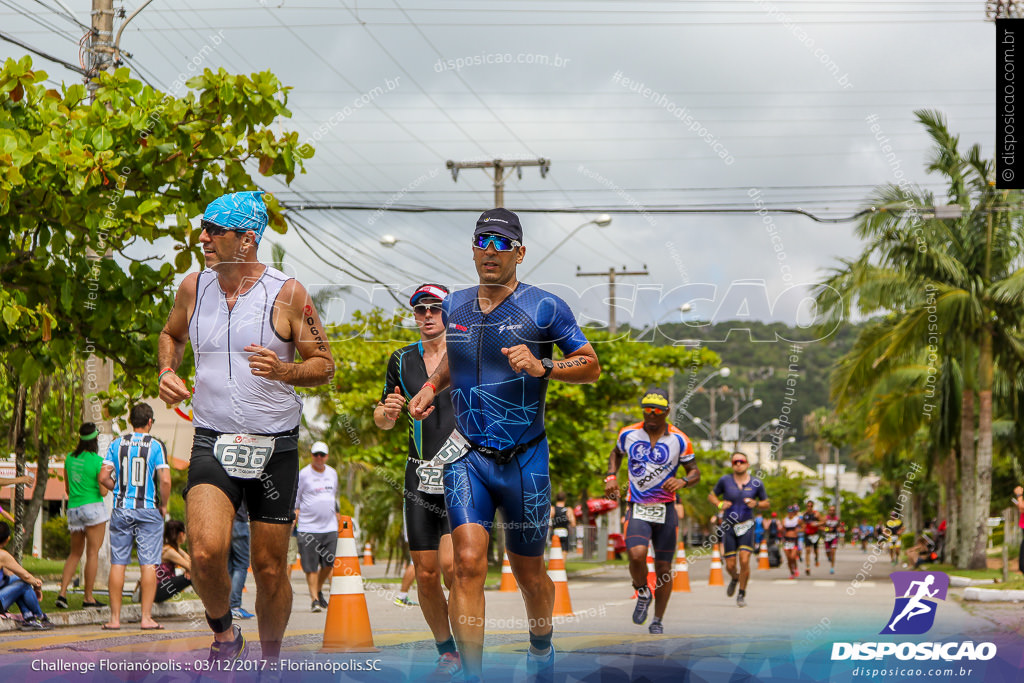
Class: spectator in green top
55,423,111,609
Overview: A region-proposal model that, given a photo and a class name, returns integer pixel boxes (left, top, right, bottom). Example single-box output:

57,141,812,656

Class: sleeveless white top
188,265,302,434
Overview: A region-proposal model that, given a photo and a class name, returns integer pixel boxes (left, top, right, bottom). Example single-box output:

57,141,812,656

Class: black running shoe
317,591,329,609
632,586,652,625
54,595,69,609
726,578,738,597
209,625,245,661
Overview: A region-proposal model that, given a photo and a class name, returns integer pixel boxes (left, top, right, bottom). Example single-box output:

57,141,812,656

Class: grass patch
927,564,1002,581
22,557,65,579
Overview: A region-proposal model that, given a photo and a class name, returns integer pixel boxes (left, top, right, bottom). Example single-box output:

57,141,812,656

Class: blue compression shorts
443,440,551,557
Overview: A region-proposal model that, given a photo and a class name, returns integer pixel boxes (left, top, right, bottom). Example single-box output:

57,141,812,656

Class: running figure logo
880,571,949,635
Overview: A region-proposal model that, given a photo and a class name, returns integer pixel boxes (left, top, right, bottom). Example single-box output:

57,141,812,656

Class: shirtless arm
158,273,198,404
246,279,335,387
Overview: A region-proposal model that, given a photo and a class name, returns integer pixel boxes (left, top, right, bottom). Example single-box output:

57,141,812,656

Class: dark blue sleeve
712,476,725,497
538,294,589,355
441,295,451,327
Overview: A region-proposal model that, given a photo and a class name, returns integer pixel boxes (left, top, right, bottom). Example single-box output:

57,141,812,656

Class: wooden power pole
575,266,649,334
446,158,550,208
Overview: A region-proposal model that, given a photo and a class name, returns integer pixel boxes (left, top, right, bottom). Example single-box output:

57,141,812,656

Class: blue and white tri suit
441,283,590,556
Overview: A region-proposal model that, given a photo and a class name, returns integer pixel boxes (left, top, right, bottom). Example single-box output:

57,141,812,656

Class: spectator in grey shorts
294,441,339,613
99,403,171,630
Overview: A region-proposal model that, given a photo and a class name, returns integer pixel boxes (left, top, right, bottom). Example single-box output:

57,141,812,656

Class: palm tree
815,110,1024,569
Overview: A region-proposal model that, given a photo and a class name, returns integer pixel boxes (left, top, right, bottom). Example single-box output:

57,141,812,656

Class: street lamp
379,234,399,248
523,214,612,276
775,437,798,476
636,303,693,339
679,366,730,408
720,398,762,449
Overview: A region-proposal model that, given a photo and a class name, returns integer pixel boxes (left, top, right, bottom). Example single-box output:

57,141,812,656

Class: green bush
43,515,70,559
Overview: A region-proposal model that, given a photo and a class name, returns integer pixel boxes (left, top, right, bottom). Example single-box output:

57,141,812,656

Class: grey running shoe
737,594,747,608
632,586,652,625
726,578,738,597
526,644,555,683
424,651,461,681
208,625,245,661
311,599,322,613
648,619,664,635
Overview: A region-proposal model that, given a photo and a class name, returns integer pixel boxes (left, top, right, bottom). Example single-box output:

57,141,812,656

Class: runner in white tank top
157,191,334,664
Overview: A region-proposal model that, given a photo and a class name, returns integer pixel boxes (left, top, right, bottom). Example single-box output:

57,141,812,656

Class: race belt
732,519,755,536
469,431,546,466
415,429,472,495
632,502,667,525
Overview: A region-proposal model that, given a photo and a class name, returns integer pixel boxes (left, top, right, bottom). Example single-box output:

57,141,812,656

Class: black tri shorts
403,458,451,552
183,427,300,525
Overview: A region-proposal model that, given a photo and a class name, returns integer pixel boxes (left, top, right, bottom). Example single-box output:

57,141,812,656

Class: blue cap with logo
202,191,269,244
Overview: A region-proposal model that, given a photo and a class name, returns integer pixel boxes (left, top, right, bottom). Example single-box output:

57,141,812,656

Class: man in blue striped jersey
99,403,171,630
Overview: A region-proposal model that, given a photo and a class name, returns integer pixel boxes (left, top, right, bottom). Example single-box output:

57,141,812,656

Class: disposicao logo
830,572,997,662
881,571,947,635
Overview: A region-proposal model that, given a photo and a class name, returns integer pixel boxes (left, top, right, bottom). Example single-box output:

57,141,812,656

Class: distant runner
708,452,768,607
605,389,700,633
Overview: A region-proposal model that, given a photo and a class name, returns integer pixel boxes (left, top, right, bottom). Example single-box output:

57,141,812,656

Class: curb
963,587,1024,602
0,599,205,632
949,575,997,588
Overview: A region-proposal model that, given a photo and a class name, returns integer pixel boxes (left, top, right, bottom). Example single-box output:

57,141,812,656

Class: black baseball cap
474,208,523,242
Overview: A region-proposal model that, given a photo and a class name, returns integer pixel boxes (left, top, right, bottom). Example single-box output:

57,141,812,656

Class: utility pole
575,266,648,334
83,0,119,585
446,158,551,208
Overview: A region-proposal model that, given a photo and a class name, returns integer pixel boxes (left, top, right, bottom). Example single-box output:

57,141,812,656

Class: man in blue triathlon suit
408,208,601,682
708,452,769,607
604,388,701,635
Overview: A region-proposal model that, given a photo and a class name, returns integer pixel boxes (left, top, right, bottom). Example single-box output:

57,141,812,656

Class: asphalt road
0,546,1015,682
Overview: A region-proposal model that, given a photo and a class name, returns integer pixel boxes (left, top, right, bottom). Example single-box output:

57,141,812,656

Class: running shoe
394,595,418,607
648,618,664,635
737,595,747,608
830,568,835,575
790,571,798,579
318,591,329,609
18,616,54,631
54,595,69,609
726,578,738,597
526,644,555,683
805,568,810,576
209,625,245,661
231,607,255,619
424,652,461,681
311,599,323,613
632,586,652,625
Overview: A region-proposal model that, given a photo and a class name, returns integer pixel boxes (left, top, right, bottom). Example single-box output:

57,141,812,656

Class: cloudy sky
1,1,996,330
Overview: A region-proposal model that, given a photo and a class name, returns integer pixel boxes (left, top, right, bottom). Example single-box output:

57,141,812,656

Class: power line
0,29,86,75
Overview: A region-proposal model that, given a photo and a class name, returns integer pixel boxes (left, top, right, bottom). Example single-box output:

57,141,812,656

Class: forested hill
644,320,863,447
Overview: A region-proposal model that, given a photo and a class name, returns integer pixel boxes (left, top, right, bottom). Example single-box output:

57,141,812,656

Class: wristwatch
541,358,554,379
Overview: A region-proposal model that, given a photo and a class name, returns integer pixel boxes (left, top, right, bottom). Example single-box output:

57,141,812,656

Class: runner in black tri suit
374,283,460,680
801,500,824,576
822,504,841,575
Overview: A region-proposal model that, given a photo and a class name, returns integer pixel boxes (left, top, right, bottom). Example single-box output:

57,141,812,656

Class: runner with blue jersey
709,452,769,607
605,388,700,635
408,208,600,683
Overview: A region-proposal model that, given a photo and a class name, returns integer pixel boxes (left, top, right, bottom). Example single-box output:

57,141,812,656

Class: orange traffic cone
500,551,518,592
645,545,656,592
606,536,616,562
290,556,302,574
321,517,378,653
757,541,771,571
362,542,374,566
708,543,725,586
672,541,690,593
548,537,574,617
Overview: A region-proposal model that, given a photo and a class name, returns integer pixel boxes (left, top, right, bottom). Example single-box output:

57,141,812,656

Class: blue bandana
202,191,269,244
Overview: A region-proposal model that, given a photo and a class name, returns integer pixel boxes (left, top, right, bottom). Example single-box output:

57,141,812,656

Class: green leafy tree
0,57,308,558
816,110,1024,568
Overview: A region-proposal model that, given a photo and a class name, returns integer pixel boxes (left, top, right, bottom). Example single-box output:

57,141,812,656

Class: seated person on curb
0,522,54,630
154,520,193,603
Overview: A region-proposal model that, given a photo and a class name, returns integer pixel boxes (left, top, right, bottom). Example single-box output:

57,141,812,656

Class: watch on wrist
541,358,554,379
